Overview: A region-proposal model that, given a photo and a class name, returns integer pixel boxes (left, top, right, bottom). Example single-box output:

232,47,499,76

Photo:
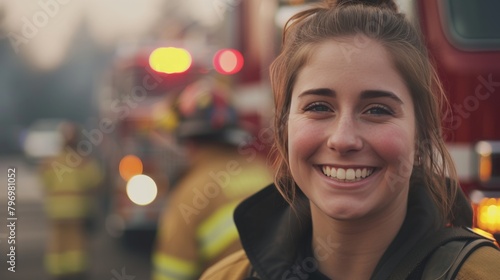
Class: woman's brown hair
269,0,458,222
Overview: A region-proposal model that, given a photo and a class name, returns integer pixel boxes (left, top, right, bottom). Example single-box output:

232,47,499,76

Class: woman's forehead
291,38,408,98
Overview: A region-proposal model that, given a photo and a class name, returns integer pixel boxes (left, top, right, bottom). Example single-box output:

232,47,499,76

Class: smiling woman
200,0,500,279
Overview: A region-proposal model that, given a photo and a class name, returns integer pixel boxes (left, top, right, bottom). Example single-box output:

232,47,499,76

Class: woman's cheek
289,118,323,147
373,128,415,167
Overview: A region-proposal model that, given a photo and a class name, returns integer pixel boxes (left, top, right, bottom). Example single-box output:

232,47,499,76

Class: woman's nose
326,116,363,155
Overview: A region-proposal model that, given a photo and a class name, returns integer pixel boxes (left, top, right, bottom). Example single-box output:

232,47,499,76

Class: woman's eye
304,103,331,112
365,105,393,115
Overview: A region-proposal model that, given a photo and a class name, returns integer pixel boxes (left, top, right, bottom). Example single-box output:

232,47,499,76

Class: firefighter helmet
174,77,249,146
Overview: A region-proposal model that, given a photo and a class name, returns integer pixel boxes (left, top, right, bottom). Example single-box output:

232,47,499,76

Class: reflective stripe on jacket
198,200,241,260
40,153,101,220
45,250,87,276
152,254,200,280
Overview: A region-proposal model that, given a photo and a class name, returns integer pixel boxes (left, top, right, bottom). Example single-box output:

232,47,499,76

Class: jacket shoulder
456,245,500,279
200,249,251,280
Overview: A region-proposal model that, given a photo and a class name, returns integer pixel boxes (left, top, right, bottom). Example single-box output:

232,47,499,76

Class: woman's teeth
321,166,374,181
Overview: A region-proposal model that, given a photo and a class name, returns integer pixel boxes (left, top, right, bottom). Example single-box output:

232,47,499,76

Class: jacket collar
234,182,472,280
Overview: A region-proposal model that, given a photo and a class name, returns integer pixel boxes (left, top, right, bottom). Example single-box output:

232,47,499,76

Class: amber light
119,155,143,181
479,155,492,182
476,197,500,233
476,141,493,183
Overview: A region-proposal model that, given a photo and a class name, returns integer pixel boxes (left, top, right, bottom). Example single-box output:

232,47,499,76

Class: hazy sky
1,0,170,70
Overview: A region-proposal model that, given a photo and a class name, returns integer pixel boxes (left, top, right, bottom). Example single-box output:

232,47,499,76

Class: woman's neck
310,200,407,280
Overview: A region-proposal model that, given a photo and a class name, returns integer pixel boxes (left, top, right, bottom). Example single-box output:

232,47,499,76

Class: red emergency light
213,49,244,75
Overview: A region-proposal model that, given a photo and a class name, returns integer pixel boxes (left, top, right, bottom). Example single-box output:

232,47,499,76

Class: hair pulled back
324,0,398,11
269,0,458,222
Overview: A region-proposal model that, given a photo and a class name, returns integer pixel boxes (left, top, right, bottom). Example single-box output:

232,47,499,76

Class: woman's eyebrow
297,88,404,104
298,88,336,98
360,90,404,104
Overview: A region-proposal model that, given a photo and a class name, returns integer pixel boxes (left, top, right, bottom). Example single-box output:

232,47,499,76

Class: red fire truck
99,37,260,248
411,0,500,240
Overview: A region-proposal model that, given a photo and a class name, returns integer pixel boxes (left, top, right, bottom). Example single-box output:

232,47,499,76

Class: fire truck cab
410,0,500,240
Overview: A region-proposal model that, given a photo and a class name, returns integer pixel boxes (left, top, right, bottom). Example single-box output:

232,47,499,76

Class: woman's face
288,36,416,221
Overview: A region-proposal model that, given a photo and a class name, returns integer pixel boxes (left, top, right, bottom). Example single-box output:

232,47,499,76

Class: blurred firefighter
152,76,272,280
39,121,102,280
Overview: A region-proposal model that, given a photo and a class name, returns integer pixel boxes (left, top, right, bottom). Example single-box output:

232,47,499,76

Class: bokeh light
149,47,192,74
119,155,143,181
126,174,158,206
213,49,244,75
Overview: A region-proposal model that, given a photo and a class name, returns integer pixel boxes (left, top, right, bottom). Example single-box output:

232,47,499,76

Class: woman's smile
320,165,375,182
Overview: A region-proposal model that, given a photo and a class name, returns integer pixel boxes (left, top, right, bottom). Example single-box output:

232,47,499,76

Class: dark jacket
201,183,500,279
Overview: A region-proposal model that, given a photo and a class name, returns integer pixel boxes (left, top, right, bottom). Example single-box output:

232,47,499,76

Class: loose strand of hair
282,7,324,46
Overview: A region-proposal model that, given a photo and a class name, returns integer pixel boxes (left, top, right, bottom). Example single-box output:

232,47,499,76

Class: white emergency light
126,174,158,206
